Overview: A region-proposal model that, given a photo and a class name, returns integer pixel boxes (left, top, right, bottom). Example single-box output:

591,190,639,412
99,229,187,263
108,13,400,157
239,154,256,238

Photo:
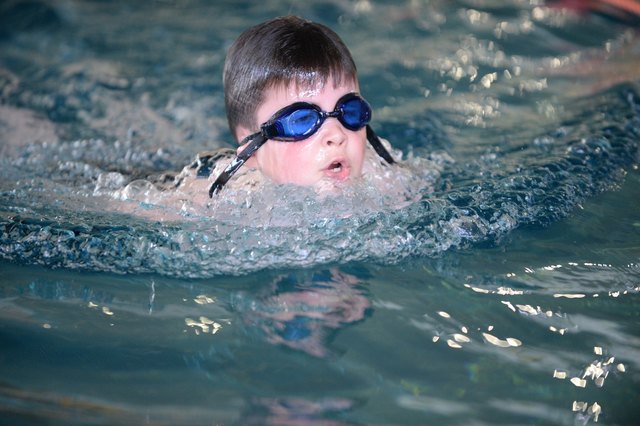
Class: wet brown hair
223,16,358,140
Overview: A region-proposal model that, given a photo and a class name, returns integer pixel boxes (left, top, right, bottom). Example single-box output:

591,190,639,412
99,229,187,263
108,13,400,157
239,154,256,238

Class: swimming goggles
209,92,395,196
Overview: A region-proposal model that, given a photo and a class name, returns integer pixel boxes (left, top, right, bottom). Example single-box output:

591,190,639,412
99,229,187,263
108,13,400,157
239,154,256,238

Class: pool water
1,0,639,424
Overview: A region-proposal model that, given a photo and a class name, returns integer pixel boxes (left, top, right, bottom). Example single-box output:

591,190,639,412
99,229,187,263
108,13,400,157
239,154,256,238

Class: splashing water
1,2,640,425
1,0,639,277
1,85,638,277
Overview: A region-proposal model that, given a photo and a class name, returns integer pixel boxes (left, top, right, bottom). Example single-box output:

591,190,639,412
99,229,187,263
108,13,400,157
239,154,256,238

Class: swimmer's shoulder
150,148,236,190
186,148,237,180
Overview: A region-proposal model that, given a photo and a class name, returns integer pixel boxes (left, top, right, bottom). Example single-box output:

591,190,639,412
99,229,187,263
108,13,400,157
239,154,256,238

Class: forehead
256,78,359,124
266,71,357,99
269,80,326,102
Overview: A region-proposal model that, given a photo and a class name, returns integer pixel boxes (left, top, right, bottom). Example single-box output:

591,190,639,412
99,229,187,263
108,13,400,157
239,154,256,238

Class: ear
234,124,253,144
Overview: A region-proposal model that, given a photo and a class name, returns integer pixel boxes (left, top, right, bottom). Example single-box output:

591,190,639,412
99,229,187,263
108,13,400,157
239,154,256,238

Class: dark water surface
1,1,639,424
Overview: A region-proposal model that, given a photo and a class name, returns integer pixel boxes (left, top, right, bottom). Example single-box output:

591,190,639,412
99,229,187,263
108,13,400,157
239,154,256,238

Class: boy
206,15,395,196
112,16,397,216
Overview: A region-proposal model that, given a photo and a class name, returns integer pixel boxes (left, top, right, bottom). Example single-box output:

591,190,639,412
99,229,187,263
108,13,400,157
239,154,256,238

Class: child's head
209,16,394,196
224,16,358,139
221,16,369,187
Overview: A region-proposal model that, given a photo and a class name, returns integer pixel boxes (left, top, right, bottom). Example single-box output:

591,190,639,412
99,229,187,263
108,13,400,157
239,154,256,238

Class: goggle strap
209,125,395,196
208,134,267,197
366,125,395,165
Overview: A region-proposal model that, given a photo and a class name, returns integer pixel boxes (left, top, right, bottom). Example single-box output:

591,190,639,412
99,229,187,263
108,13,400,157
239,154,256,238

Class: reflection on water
0,1,639,277
0,0,639,425
0,241,639,424
231,269,371,358
238,397,356,426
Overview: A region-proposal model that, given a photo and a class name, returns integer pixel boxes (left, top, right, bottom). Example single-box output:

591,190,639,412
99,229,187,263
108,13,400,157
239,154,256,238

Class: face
238,80,367,188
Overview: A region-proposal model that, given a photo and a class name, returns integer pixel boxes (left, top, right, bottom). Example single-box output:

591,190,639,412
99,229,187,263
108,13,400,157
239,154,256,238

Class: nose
319,117,347,147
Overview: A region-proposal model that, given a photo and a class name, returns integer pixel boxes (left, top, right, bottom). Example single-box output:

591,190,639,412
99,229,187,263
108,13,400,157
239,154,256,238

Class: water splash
1,86,638,277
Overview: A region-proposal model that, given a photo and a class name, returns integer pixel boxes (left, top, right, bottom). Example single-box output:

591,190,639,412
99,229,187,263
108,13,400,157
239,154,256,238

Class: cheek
257,141,318,182
350,134,367,172
278,142,320,177
281,138,326,162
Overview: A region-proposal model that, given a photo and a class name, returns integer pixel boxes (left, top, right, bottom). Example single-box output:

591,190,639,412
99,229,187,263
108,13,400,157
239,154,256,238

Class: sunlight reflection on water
0,1,639,425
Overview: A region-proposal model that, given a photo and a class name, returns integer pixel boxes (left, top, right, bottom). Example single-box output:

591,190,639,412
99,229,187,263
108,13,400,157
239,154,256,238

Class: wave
1,85,638,277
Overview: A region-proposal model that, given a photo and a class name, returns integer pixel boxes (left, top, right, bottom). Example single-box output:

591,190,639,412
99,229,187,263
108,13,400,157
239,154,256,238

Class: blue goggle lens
340,96,371,130
277,108,321,139
264,93,371,141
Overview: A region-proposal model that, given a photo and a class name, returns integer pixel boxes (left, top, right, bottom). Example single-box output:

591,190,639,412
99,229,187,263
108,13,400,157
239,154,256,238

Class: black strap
208,135,267,197
209,126,395,196
366,125,395,165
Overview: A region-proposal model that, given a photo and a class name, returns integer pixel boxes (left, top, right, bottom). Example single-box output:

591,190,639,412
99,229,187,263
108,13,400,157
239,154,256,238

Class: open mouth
328,160,344,173
323,158,350,181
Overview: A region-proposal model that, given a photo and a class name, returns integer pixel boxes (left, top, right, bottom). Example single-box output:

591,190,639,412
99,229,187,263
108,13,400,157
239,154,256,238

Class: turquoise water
1,1,639,424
